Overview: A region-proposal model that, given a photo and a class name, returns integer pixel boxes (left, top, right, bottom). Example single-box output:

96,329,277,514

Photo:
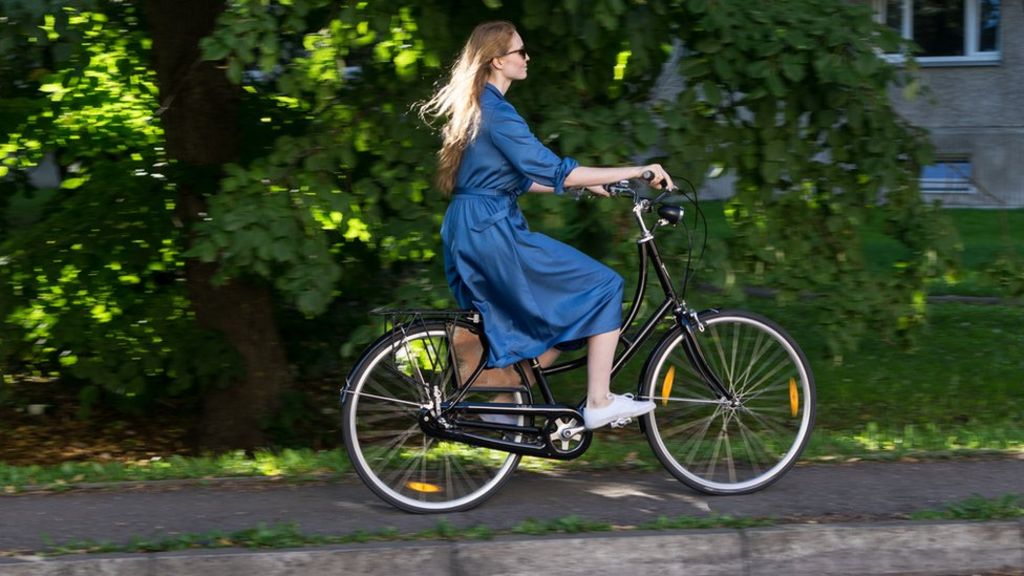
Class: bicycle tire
640,310,815,494
341,319,523,513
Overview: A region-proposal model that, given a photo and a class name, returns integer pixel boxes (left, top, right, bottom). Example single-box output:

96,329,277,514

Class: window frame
872,0,1001,66
919,158,977,195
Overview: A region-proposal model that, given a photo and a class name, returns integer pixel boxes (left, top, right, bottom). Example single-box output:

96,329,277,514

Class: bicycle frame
426,192,734,458
526,197,733,406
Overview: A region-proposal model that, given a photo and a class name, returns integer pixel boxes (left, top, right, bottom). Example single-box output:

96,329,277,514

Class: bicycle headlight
657,205,683,225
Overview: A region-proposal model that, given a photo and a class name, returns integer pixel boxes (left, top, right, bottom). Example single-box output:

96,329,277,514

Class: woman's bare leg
491,331,619,407
581,328,655,429
537,347,561,369
585,329,618,410
491,347,561,404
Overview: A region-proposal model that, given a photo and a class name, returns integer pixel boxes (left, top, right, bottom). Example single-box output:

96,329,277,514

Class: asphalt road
1,457,1021,553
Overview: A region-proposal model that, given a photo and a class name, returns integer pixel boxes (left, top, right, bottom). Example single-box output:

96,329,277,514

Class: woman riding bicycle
417,21,674,430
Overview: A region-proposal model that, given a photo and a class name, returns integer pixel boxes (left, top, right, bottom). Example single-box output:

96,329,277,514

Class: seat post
522,359,556,404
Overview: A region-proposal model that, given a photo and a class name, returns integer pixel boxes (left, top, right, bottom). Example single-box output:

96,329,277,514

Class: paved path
1,457,1021,552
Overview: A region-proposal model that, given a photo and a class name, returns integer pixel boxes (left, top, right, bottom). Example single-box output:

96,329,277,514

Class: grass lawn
860,207,1024,296
751,299,1024,457
689,201,1023,297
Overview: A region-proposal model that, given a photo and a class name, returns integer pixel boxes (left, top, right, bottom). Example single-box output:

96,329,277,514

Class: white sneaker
584,393,655,430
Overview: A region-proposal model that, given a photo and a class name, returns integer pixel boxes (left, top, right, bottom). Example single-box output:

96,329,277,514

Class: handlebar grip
642,169,675,191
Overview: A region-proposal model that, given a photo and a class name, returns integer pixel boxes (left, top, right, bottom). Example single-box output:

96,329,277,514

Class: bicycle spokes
343,321,523,513
644,311,815,494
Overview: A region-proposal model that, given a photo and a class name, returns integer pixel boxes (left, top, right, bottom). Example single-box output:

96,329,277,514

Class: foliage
986,252,1024,298
0,0,957,424
653,0,958,358
197,0,956,360
0,2,240,414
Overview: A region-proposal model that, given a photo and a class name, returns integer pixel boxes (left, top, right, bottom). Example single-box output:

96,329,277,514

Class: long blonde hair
417,21,517,195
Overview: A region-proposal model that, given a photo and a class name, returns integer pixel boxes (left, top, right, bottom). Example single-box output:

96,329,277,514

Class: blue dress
441,83,624,368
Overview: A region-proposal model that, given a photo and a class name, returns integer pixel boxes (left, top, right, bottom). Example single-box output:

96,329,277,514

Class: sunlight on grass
421,441,511,463
805,425,1024,461
3,429,1023,493
0,449,351,493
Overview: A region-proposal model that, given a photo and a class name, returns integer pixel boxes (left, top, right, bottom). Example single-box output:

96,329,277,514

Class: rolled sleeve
519,175,533,195
489,103,578,195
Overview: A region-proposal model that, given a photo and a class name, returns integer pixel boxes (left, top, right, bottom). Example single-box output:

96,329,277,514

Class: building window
920,159,975,193
873,0,1001,64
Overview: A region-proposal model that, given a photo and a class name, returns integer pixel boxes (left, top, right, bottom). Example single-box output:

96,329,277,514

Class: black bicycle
340,176,816,513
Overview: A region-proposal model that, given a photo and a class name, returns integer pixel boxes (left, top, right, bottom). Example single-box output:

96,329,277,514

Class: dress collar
484,83,506,100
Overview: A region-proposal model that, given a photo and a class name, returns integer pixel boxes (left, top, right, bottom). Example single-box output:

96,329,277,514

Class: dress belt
453,187,512,197
451,188,522,231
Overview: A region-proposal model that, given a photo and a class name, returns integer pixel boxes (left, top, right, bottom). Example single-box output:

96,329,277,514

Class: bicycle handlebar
593,178,679,204
566,170,707,300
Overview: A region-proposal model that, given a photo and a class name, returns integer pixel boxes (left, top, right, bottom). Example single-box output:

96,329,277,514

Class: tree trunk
145,0,292,450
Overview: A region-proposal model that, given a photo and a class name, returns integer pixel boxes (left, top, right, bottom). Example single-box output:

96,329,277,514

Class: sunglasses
501,46,528,59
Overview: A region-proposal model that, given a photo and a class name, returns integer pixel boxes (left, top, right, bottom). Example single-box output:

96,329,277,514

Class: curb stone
0,520,1020,576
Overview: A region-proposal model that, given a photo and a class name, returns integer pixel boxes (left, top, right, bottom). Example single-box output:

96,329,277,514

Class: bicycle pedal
609,417,633,428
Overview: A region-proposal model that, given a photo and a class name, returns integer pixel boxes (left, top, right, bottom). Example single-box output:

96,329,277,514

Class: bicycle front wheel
641,310,815,494
341,319,523,513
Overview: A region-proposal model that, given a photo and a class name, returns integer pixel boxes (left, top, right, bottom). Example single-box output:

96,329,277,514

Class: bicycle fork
675,308,734,402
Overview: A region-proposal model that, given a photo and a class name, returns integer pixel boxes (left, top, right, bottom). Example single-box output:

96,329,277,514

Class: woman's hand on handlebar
585,184,611,197
639,164,674,191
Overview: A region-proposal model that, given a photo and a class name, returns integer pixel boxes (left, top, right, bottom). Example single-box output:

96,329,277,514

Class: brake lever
602,180,634,197
651,186,681,204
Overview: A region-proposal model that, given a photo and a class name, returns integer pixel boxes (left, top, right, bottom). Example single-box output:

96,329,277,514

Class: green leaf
702,82,721,106
201,37,231,61
760,161,781,184
272,241,293,262
747,60,770,79
61,177,87,189
764,140,786,162
694,37,721,54
227,58,243,84
635,119,658,148
781,61,804,82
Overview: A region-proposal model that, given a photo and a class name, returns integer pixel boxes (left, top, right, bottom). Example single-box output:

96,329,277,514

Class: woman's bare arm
564,165,673,189
527,164,673,195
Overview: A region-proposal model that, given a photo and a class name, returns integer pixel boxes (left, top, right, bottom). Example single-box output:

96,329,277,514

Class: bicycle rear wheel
341,319,523,513
641,310,815,494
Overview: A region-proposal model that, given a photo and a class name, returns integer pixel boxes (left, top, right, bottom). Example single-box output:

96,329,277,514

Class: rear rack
370,307,481,330
368,307,489,393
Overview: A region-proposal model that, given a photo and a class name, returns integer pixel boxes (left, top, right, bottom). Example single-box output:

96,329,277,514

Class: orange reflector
789,377,799,417
406,481,443,494
661,366,676,406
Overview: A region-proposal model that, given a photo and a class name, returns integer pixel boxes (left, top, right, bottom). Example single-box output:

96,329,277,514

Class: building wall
890,0,1024,207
